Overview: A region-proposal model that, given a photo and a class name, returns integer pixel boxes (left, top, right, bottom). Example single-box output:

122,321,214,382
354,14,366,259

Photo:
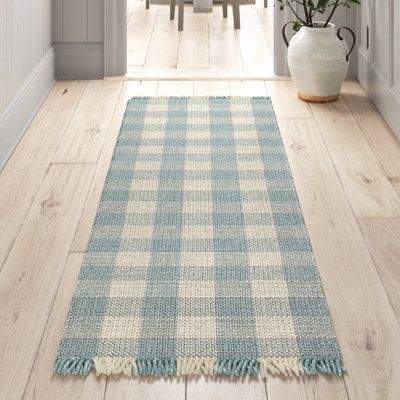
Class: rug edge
54,356,346,378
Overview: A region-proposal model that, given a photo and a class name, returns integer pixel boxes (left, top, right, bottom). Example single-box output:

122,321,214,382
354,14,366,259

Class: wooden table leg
232,0,240,29
264,0,267,7
178,0,184,31
170,0,176,19
222,0,228,18
146,0,149,9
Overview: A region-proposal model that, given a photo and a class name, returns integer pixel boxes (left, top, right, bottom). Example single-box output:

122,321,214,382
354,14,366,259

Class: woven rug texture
55,97,344,378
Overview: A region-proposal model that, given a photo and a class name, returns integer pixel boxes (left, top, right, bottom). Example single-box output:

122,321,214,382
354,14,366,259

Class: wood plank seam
0,81,89,273
309,96,400,218
143,6,160,67
20,253,72,399
276,116,354,400
342,94,400,182
310,98,392,222
48,81,91,165
0,160,54,274
50,162,99,164
89,83,124,164
69,83,128,252
356,217,400,326
341,82,400,180
0,164,96,399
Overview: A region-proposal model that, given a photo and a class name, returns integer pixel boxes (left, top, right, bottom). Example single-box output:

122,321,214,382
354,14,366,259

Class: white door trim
104,0,128,77
274,2,292,76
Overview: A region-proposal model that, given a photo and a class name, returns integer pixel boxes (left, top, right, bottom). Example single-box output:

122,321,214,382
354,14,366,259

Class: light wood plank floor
126,0,274,79
1,80,400,400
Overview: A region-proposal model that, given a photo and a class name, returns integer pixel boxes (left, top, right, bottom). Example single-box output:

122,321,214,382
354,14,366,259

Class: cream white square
251,280,289,298
184,179,212,191
179,281,215,298
126,201,157,214
186,145,211,155
180,251,214,267
187,129,210,140
242,201,272,214
237,160,265,171
137,145,163,155
239,179,268,192
185,161,212,171
122,224,153,239
236,145,260,154
131,179,159,191
115,251,151,267
101,317,142,339
256,316,296,339
134,160,162,171
181,225,213,240
245,225,276,239
188,116,208,125
183,201,213,214
109,281,146,298
233,130,258,140
177,317,216,339
248,252,282,267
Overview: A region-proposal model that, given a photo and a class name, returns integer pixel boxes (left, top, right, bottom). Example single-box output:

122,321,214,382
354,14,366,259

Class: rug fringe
177,357,216,375
136,358,177,376
54,356,345,378
93,357,136,376
214,358,259,376
299,357,346,376
54,357,94,376
259,357,300,377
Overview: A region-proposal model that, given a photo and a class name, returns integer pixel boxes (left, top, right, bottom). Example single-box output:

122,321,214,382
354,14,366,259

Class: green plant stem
303,1,311,24
324,0,340,26
288,3,307,24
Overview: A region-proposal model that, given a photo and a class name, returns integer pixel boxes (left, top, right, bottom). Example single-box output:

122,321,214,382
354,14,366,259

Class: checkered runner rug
55,97,344,378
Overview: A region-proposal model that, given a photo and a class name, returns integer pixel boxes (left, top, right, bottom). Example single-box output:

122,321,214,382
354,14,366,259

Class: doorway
125,0,275,79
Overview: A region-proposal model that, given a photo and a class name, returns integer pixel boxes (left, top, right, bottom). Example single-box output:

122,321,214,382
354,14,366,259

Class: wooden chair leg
232,0,240,29
222,0,228,18
178,0,184,31
146,0,149,9
264,0,267,7
170,0,176,20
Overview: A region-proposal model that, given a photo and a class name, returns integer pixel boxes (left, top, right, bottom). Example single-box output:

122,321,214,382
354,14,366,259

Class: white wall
0,0,55,169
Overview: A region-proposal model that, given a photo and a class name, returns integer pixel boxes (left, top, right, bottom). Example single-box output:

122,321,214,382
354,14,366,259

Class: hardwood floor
0,79,400,400
126,0,274,79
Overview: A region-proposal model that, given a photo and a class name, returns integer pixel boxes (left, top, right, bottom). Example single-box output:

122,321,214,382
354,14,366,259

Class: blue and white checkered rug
55,97,344,378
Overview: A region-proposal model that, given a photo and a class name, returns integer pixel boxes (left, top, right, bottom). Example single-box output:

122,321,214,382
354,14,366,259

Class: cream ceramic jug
283,22,355,103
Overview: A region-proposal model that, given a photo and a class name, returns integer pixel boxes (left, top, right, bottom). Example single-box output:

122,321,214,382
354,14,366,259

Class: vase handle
282,21,296,48
337,26,356,62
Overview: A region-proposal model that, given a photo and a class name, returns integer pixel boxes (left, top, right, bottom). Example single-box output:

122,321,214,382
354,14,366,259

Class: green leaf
317,0,329,8
293,22,303,31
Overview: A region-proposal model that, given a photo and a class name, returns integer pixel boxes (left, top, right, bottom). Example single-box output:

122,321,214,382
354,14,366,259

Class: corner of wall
54,43,104,79
0,47,55,171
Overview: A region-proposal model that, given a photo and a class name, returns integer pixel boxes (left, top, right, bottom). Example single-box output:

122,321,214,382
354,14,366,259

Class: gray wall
53,0,105,78
0,0,55,170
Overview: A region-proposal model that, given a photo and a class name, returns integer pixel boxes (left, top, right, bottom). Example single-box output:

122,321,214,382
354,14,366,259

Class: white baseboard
55,43,104,79
0,48,55,171
357,48,400,141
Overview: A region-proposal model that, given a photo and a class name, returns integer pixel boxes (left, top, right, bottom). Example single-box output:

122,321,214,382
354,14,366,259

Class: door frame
103,0,289,77
356,0,400,140
104,0,128,77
